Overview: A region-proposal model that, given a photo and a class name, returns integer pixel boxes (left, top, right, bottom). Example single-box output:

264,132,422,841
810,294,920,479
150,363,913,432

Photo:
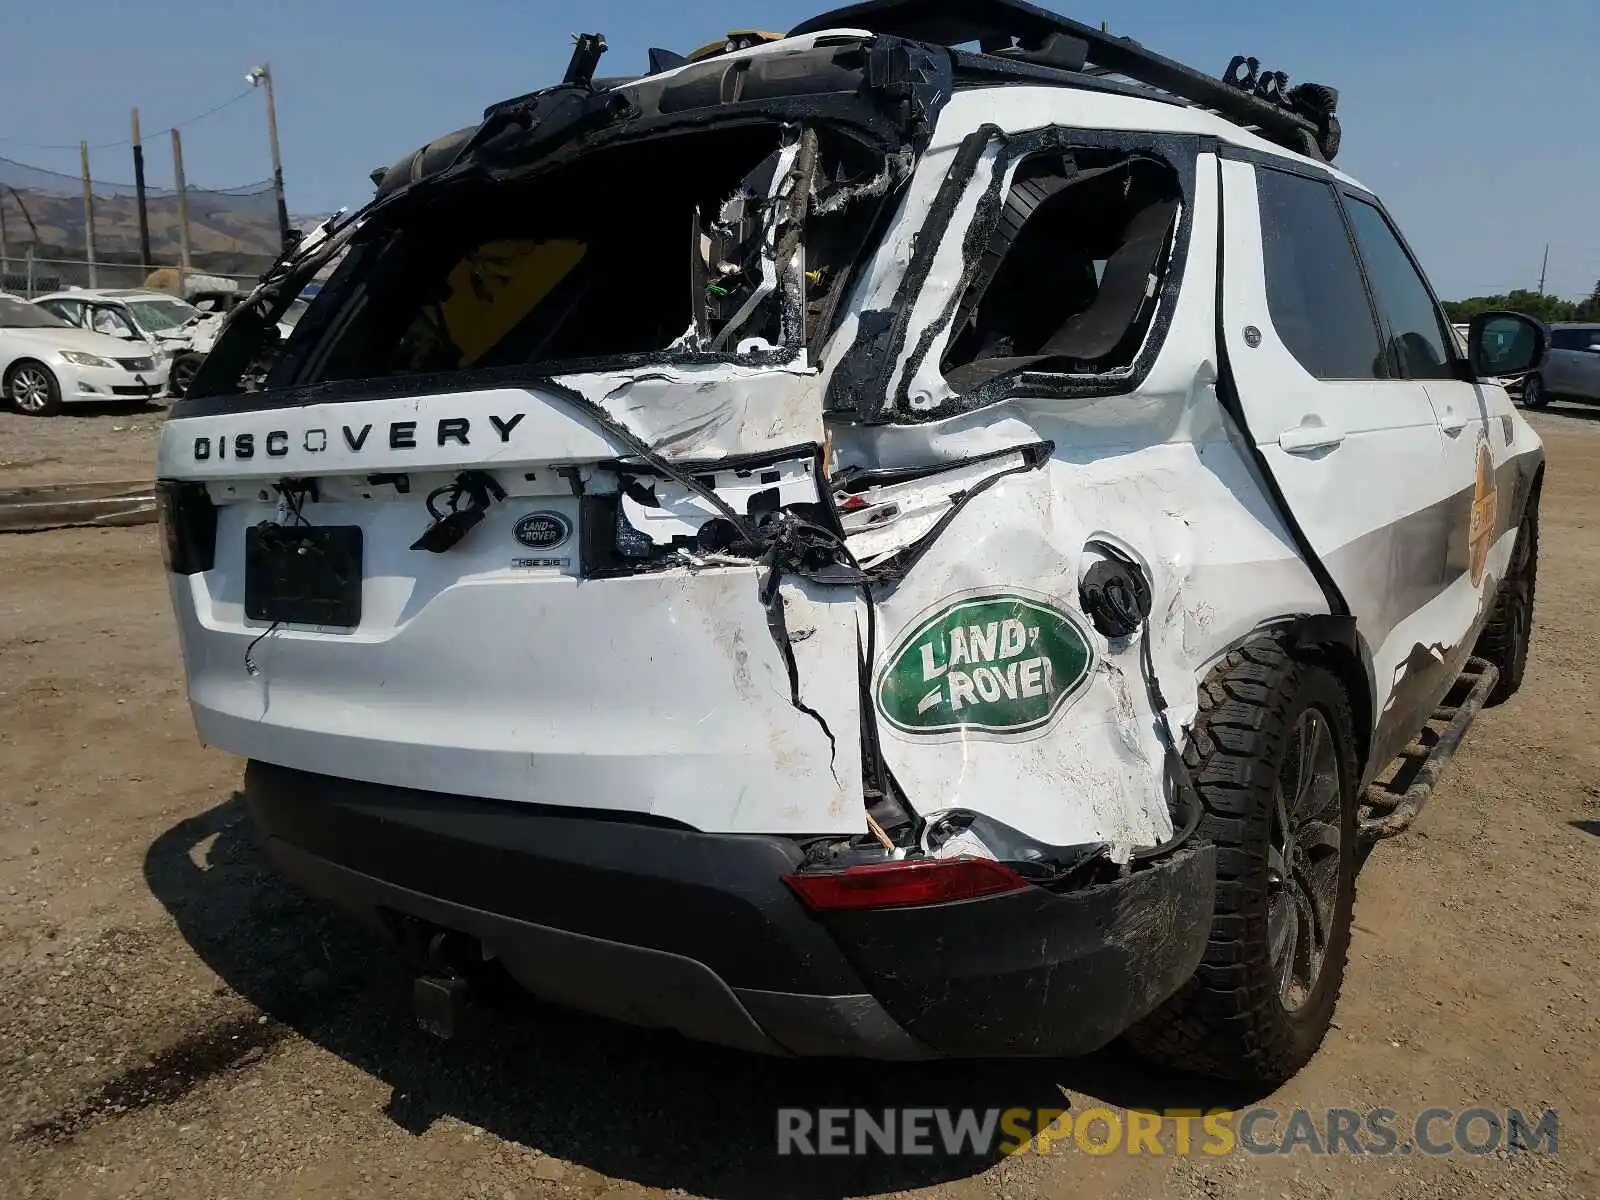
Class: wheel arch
4,355,54,378
1522,459,1546,525
4,356,60,401
1216,613,1375,783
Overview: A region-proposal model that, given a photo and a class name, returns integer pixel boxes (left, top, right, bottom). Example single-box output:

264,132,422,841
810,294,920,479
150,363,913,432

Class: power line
0,87,256,152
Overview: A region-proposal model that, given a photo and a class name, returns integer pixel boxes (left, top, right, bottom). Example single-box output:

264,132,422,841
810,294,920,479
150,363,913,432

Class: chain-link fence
0,154,288,298
0,255,269,299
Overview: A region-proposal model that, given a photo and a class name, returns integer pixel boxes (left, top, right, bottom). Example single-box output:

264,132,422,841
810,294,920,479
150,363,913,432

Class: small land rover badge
514,512,571,551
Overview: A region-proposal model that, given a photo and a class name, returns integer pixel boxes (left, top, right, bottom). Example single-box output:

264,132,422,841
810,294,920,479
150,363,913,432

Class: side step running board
1359,655,1499,843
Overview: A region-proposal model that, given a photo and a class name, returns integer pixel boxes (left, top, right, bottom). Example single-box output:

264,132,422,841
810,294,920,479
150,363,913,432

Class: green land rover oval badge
875,593,1096,738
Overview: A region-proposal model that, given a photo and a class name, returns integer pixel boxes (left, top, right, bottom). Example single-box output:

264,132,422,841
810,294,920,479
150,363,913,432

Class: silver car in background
1522,322,1600,408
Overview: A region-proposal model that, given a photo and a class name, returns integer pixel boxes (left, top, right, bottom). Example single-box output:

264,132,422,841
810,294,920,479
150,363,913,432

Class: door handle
1439,409,1468,436
1279,417,1345,455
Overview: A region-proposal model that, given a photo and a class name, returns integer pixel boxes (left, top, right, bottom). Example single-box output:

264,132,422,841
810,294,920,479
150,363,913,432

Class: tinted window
1344,199,1455,380
41,300,82,326
1256,168,1384,380
0,297,68,328
1552,328,1600,352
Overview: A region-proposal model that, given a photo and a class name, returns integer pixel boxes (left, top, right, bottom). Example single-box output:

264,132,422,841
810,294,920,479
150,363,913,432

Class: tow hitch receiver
406,925,481,1040
413,974,472,1041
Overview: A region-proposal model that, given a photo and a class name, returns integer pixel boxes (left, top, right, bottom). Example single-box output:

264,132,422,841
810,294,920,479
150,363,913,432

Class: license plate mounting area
244,524,363,628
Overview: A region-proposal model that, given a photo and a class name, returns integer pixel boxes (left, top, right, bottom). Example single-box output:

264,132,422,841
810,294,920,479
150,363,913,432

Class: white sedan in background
0,295,170,416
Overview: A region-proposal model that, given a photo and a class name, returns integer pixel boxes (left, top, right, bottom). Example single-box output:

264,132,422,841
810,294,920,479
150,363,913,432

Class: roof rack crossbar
789,0,1340,160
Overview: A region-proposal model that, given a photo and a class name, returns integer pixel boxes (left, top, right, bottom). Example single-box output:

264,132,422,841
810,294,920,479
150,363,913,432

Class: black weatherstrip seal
894,129,1200,420
825,125,1001,421
1208,153,1350,619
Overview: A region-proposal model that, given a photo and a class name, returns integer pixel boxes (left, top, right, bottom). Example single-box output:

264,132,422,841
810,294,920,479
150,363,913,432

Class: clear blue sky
2,0,1595,300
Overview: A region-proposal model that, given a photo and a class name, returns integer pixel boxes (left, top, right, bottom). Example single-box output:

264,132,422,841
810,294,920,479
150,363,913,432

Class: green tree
1443,290,1579,325
1576,279,1600,322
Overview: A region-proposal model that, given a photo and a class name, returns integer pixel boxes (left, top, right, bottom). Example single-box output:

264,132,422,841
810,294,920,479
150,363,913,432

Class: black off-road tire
1124,639,1358,1085
1476,503,1539,705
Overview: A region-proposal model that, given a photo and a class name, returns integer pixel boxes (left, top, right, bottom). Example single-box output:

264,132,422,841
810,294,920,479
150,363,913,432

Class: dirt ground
0,405,1596,1200
0,401,168,490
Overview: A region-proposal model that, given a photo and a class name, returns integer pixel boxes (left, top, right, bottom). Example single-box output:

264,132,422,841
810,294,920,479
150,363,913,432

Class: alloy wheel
10,365,52,413
1267,708,1344,1012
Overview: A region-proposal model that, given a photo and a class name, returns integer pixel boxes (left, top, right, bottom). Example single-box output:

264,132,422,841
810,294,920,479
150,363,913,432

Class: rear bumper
244,761,1215,1059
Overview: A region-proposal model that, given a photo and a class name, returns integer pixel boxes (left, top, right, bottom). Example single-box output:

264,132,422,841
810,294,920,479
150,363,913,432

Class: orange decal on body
1468,437,1498,588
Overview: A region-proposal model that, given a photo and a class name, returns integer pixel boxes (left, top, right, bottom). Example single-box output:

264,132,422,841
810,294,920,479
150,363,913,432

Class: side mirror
1468,311,1546,379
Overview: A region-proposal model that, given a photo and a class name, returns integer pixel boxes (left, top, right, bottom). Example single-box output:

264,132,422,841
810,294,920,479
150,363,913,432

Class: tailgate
159,383,865,836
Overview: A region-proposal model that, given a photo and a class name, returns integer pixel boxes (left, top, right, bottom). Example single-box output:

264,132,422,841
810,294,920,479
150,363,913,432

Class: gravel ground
0,407,1596,1199
0,401,169,489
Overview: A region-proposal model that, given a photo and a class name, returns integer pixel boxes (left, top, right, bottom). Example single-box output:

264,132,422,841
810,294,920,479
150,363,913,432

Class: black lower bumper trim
813,844,1216,1056
266,839,932,1059
245,762,1215,1059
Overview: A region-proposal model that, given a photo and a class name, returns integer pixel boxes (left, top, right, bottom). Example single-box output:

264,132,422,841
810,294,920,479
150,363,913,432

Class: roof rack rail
788,0,1341,161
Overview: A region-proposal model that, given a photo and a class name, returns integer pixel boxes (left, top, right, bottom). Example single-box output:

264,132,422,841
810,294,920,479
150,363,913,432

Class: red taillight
782,856,1029,911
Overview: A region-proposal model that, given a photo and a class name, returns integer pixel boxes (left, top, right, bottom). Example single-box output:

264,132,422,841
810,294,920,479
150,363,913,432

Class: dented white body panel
157,35,1542,866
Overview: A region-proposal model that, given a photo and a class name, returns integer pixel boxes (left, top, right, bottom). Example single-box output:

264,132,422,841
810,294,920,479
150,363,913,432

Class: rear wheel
1521,373,1550,409
1477,503,1538,705
6,360,61,416
1125,639,1358,1085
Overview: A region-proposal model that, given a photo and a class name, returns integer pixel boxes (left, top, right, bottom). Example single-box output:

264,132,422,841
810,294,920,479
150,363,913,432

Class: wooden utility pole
131,108,153,273
80,141,98,287
249,64,292,252
171,127,192,287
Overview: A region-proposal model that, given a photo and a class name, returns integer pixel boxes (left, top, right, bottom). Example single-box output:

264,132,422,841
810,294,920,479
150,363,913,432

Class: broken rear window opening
940,148,1183,393
273,122,898,390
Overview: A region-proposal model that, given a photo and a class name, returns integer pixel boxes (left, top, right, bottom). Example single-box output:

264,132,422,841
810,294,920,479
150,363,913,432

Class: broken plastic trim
918,809,1110,881
704,126,818,354
757,509,877,782
850,439,1054,583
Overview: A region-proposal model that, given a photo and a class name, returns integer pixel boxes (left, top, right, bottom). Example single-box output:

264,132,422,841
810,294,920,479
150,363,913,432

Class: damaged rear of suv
159,0,1546,1083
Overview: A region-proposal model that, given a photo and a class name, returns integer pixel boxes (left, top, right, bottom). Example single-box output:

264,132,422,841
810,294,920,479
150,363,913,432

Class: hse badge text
877,595,1093,737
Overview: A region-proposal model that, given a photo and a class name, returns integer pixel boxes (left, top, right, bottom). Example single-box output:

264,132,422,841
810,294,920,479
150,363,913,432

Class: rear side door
1219,157,1458,776
1540,330,1573,394
1339,192,1504,674
1555,328,1600,399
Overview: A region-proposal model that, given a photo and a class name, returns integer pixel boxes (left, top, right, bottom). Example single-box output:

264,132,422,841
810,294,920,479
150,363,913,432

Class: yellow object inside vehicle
433,238,588,367
687,30,786,62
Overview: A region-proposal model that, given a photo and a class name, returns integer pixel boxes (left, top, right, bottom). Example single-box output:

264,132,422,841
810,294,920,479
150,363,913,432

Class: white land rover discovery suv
157,0,1546,1084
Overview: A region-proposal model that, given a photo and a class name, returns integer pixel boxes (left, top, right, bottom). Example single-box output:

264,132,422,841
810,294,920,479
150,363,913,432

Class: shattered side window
940,149,1182,393
293,123,895,386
